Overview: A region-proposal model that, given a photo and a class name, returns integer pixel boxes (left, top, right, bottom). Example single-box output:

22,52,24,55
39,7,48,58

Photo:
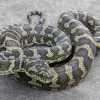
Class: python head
25,60,55,85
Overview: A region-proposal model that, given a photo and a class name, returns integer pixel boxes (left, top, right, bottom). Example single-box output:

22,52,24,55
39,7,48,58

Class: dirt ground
0,0,100,100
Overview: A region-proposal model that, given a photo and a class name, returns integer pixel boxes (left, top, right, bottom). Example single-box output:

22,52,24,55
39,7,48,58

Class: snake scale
0,10,100,90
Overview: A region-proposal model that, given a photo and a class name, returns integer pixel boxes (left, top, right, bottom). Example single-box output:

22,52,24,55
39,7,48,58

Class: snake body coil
0,11,100,90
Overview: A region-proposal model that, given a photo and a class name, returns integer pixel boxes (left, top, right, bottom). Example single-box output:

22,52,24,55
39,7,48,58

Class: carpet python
0,10,99,90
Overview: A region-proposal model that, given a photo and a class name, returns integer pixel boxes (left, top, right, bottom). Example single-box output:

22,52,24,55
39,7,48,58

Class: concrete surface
0,0,100,100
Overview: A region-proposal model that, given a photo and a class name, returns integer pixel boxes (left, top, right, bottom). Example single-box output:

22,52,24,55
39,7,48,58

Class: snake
0,10,99,90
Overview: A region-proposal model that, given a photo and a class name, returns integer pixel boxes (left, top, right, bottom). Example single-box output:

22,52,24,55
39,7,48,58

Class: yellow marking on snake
65,64,73,81
76,44,94,59
46,48,54,57
32,48,40,58
40,37,44,44
71,25,88,34
26,68,52,83
72,57,87,78
75,34,96,46
6,47,25,69
49,69,60,88
32,36,36,42
9,60,16,72
24,39,28,46
51,67,59,83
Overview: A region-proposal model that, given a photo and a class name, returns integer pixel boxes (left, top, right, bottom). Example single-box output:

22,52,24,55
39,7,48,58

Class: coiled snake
0,10,100,90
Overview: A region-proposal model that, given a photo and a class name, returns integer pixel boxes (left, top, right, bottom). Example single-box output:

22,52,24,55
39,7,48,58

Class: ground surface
0,0,100,100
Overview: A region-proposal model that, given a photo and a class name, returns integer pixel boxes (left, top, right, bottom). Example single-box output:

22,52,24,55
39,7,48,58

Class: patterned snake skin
0,10,100,90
